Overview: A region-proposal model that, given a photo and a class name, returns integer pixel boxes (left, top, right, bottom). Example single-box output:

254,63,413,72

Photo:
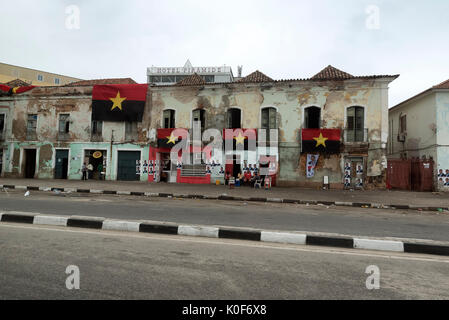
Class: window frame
303,106,321,129
26,114,38,136
58,114,70,134
192,108,206,131
346,106,365,142
226,108,242,129
400,114,407,134
162,109,176,129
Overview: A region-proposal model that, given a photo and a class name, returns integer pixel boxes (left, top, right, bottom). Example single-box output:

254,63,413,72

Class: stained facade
0,66,398,189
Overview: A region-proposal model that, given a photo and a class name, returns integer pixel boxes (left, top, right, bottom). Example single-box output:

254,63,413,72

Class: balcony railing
91,133,103,142
343,128,368,144
26,131,37,141
57,132,70,141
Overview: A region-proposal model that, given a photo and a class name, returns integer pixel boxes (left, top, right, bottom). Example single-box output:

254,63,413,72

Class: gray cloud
0,0,447,106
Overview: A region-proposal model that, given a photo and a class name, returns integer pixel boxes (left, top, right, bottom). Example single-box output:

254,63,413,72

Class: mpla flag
92,84,148,122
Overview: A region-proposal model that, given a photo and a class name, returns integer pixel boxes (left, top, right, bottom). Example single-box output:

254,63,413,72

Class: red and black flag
0,85,36,95
157,128,187,149
0,84,11,93
223,129,257,151
302,129,341,153
92,84,148,122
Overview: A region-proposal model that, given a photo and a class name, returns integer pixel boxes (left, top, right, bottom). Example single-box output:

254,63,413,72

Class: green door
55,150,69,179
117,151,140,181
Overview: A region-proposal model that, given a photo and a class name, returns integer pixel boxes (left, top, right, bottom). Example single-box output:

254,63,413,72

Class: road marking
33,215,68,226
1,223,449,264
261,231,307,245
178,225,219,238
354,238,404,252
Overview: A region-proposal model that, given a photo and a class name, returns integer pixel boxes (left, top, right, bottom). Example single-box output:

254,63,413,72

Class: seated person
243,170,252,186
235,171,243,186
225,171,231,185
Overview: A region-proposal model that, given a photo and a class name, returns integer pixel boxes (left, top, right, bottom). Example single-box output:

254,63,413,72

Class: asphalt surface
1,223,448,300
1,191,449,241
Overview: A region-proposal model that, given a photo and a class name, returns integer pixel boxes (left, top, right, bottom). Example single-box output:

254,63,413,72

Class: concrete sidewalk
1,178,449,209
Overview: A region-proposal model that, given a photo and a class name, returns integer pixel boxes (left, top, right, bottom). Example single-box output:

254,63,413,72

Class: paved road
1,191,449,241
0,223,448,300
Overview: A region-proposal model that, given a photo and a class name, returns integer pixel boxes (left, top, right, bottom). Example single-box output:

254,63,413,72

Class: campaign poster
306,154,319,178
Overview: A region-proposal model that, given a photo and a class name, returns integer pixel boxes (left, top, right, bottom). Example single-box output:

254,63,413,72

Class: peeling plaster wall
150,79,392,188
0,86,151,180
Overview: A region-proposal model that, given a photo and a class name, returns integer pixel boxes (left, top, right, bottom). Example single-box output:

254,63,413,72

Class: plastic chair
254,179,262,189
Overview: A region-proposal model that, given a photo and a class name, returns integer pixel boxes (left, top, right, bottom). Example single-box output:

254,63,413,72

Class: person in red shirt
244,170,252,186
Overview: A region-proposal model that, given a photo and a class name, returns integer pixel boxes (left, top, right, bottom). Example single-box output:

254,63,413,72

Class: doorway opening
84,150,107,180
24,149,36,178
232,155,241,178
55,149,69,179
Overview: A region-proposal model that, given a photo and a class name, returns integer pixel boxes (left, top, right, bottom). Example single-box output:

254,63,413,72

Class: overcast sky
1,0,448,106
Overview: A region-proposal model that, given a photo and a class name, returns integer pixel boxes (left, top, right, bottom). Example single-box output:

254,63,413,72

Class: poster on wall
355,162,364,188
306,154,319,178
344,161,351,188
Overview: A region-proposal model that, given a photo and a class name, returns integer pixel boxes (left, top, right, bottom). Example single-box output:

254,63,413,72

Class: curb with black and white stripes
2,184,448,213
1,211,449,257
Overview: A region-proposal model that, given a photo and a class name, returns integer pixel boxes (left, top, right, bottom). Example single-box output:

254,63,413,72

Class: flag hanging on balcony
92,84,148,122
302,129,341,154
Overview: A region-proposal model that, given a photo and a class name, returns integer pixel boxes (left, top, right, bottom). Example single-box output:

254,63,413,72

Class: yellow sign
93,151,102,159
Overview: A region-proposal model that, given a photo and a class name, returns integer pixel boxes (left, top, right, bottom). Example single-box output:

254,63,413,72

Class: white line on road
1,223,449,264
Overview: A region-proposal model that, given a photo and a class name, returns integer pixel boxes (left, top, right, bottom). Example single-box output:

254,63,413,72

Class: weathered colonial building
388,79,449,191
0,78,152,181
147,66,398,189
0,66,398,189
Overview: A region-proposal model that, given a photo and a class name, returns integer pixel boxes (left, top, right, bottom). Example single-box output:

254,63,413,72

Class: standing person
81,163,87,181
87,162,94,180
97,163,103,180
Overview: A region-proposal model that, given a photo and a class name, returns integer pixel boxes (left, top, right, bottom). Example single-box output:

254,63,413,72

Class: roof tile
311,65,354,80
238,70,274,83
6,79,32,87
176,73,206,86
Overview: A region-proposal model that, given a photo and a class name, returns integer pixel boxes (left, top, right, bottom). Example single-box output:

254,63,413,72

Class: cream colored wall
388,93,437,159
0,63,81,86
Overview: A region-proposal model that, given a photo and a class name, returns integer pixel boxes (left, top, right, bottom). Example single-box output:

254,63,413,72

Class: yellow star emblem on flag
166,133,178,145
234,132,247,145
110,91,127,111
313,133,328,147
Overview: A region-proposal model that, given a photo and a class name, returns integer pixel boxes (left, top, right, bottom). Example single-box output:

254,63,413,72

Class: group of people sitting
224,170,271,189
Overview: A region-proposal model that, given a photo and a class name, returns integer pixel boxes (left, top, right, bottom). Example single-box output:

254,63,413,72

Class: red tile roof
238,70,274,83
311,65,354,80
6,79,31,87
65,78,137,86
176,73,206,86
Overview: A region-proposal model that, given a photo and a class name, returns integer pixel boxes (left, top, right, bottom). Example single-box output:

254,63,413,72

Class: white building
147,60,235,85
388,79,449,191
